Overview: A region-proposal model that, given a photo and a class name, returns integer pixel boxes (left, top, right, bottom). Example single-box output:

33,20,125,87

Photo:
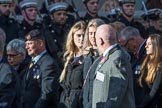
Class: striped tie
29,59,35,69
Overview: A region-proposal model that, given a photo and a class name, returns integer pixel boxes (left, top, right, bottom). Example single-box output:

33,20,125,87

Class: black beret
25,29,44,41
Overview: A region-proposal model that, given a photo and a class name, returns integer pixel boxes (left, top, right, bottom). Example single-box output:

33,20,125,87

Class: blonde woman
137,34,162,108
59,21,86,108
82,18,105,108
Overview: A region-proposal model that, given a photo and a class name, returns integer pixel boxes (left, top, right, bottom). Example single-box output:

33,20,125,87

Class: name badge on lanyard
96,71,105,82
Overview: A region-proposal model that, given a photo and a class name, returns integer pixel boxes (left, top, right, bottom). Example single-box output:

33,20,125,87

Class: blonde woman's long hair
59,21,86,82
138,34,162,87
82,18,105,51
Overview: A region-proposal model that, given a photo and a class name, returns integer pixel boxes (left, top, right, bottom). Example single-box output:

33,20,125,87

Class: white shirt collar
103,43,117,57
32,50,47,64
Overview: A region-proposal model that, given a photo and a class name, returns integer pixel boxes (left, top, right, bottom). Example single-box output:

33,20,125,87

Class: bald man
92,24,135,108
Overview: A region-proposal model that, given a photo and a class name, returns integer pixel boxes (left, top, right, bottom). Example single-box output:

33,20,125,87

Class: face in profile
73,29,85,49
145,37,153,55
25,39,40,57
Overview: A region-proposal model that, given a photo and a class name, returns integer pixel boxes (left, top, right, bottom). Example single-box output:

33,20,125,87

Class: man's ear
37,39,44,46
99,38,104,45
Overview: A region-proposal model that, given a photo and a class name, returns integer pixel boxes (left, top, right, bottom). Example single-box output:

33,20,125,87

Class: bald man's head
95,24,117,53
96,24,116,41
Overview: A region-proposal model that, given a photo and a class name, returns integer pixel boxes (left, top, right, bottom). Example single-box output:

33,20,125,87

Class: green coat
92,45,135,108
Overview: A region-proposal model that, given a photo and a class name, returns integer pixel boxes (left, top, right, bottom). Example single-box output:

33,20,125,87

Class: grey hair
118,26,140,41
0,28,6,55
6,39,26,59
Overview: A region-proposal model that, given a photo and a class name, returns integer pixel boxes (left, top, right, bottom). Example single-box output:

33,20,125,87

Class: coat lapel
97,45,120,70
25,52,47,86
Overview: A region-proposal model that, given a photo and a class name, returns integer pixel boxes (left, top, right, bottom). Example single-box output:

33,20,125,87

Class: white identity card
96,71,105,82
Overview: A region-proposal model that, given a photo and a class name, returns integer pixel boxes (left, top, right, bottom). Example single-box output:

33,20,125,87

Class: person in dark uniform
81,0,109,23
40,0,75,30
141,8,162,35
43,2,74,68
0,0,19,44
20,29,60,108
40,0,75,14
18,0,43,40
0,28,17,108
10,0,21,15
117,0,147,39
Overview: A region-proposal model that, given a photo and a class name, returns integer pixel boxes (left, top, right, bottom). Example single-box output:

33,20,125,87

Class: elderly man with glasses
0,28,18,108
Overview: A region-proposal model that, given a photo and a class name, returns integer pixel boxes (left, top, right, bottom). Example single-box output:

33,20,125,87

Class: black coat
0,15,19,43
20,52,60,108
44,21,72,52
59,55,84,108
146,26,162,35
132,41,147,106
43,21,73,68
82,51,101,108
137,69,162,108
14,58,30,108
0,60,17,108
78,13,108,24
117,15,147,39
18,20,43,40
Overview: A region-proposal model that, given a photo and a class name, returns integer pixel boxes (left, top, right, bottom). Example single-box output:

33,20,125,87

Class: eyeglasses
123,39,130,47
7,54,20,58
123,38,135,47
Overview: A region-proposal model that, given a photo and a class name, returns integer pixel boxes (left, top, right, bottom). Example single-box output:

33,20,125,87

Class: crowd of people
0,0,162,108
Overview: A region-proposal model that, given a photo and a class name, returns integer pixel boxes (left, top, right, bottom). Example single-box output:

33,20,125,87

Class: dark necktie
26,59,35,79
